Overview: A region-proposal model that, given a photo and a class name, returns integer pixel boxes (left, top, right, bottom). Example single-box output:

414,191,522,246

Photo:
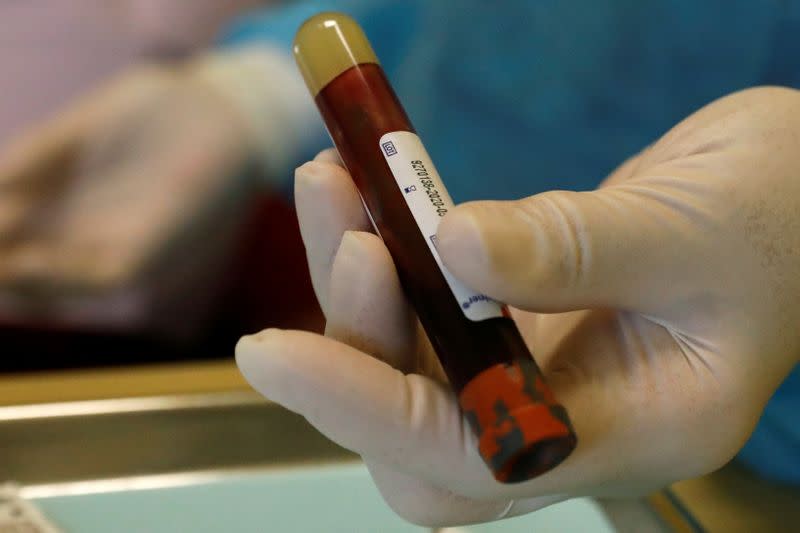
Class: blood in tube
293,12,576,483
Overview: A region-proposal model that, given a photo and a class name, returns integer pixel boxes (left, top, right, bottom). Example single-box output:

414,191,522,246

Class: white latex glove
0,63,247,293
236,87,800,527
0,47,313,317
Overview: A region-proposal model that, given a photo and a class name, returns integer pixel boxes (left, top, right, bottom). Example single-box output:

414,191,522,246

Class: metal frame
0,392,696,531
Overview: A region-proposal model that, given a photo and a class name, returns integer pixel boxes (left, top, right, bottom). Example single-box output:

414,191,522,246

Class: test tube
294,12,576,483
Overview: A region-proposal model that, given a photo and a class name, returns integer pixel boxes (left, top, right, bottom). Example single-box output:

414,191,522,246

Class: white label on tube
379,131,503,321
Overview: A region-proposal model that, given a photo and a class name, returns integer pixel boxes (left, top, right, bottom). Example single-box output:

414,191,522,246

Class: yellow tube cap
293,12,379,96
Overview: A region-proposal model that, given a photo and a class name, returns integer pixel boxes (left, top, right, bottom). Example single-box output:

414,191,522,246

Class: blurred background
0,0,324,372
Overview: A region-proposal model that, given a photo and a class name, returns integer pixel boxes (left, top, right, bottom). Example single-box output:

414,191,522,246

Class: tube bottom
459,358,577,483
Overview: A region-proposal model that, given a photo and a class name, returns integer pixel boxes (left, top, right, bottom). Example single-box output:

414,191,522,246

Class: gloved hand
0,47,312,326
236,87,800,527
0,62,249,286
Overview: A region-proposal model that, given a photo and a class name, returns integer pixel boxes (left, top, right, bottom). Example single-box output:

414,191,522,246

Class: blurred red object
0,191,324,372
221,191,324,336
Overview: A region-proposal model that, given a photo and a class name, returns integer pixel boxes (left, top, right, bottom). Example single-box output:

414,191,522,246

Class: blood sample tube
293,12,576,483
